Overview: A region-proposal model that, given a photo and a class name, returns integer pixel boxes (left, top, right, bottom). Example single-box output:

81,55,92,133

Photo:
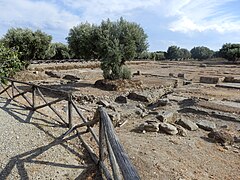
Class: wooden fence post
68,94,73,128
32,85,35,110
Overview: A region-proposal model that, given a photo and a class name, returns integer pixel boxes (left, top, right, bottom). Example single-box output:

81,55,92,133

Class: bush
120,65,131,79
0,43,24,80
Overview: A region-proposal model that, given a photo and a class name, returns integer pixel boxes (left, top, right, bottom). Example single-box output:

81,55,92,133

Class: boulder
175,125,187,137
63,74,80,81
183,81,192,86
200,76,219,84
148,98,169,108
178,73,185,78
139,120,159,132
115,95,127,104
45,71,62,78
200,64,207,67
127,92,149,103
156,111,178,123
208,130,234,145
133,71,141,76
196,120,216,131
127,89,166,103
159,122,178,135
176,119,198,131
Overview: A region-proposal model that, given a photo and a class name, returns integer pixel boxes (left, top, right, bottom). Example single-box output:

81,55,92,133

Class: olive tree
66,22,99,59
67,17,148,80
1,28,52,61
190,46,213,60
166,46,183,60
219,43,240,62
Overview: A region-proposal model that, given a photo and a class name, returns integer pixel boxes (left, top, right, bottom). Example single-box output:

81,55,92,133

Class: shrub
0,43,24,80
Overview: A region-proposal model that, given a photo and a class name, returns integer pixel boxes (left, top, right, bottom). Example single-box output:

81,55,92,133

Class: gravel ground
0,97,96,180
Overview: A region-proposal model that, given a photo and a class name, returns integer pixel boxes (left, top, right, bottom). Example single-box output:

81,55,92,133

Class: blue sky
0,0,240,51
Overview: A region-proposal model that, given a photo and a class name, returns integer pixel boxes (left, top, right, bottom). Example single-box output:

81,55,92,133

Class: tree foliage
190,46,213,60
166,46,190,60
219,43,240,62
0,43,24,79
67,18,148,80
66,22,99,59
1,28,52,61
49,43,70,60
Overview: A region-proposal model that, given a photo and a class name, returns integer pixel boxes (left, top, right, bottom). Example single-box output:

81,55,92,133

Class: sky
0,0,240,52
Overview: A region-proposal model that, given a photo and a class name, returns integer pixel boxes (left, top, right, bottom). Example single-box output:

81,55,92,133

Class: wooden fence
0,77,140,180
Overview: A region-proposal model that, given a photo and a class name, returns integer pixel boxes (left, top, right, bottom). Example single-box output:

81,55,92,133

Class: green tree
67,18,148,80
166,46,183,60
219,43,240,62
66,22,99,59
98,18,148,79
190,46,213,60
0,43,24,79
50,43,70,59
1,28,52,61
180,48,191,59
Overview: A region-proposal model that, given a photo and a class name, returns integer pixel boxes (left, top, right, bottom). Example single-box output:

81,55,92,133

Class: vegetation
67,18,148,80
190,46,214,60
1,28,52,61
0,19,239,81
66,22,99,59
219,43,240,62
0,43,24,80
50,43,71,60
166,46,191,60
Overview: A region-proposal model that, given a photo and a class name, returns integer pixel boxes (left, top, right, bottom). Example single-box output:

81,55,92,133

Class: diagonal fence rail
0,76,140,180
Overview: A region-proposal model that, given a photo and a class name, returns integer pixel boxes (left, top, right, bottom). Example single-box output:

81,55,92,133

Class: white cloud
167,0,240,33
62,0,162,22
0,0,80,40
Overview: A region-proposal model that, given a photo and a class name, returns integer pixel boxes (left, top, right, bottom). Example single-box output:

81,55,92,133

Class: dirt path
0,97,96,180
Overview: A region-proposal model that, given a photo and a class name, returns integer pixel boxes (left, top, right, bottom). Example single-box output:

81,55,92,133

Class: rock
148,98,169,108
97,100,110,107
115,95,127,104
106,109,121,127
176,119,198,131
200,76,219,84
63,74,80,81
224,76,235,82
169,73,174,77
208,130,234,145
127,92,149,103
196,120,216,131
127,89,166,103
200,63,207,67
136,103,145,111
178,73,185,78
159,122,178,135
94,79,118,91
156,111,178,123
175,125,187,137
133,71,141,76
139,120,160,132
183,81,192,86
45,71,62,78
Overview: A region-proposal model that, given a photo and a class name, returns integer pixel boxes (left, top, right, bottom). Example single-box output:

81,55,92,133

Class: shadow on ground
0,97,101,180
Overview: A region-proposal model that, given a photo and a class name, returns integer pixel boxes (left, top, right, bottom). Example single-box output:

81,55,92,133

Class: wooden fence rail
0,77,140,179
